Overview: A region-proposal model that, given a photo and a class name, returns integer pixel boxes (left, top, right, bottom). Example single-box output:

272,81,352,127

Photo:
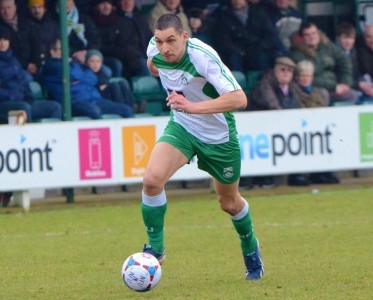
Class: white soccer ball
121,252,162,292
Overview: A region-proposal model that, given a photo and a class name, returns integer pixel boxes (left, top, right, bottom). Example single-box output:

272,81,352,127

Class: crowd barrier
1,105,373,208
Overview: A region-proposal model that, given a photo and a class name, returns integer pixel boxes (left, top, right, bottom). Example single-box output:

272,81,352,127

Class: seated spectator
148,0,191,36
214,0,281,72
356,24,373,102
293,60,339,184
290,22,358,105
91,0,150,78
41,39,132,119
0,29,61,123
85,49,138,112
53,0,101,64
27,0,60,75
266,0,302,52
186,7,213,45
0,0,39,78
335,22,362,102
248,56,309,187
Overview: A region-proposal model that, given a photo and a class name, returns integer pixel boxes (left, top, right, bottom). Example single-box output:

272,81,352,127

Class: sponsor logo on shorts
223,167,233,178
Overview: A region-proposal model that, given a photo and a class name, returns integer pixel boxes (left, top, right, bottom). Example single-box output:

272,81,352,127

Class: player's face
0,0,17,22
154,28,188,63
297,70,313,87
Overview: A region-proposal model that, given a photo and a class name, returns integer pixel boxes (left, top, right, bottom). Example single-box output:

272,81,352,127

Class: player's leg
213,179,264,280
142,142,189,261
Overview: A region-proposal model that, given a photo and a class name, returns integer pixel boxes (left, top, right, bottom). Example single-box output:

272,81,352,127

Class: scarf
66,6,87,47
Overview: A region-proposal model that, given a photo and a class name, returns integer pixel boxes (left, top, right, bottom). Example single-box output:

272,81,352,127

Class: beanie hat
86,49,103,63
28,0,45,7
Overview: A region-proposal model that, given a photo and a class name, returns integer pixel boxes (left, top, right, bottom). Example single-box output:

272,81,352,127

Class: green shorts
158,120,241,184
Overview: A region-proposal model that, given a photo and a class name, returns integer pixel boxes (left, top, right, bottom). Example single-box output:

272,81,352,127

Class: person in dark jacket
41,39,132,119
91,0,150,78
27,0,59,71
213,0,282,72
0,0,40,78
0,29,61,122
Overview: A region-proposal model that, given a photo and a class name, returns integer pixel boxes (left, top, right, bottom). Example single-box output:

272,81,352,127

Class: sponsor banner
0,106,372,191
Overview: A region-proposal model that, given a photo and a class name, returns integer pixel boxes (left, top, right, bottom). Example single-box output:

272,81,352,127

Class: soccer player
141,14,264,280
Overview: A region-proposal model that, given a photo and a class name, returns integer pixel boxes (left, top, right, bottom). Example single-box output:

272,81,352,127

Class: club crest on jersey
223,167,233,178
181,75,188,85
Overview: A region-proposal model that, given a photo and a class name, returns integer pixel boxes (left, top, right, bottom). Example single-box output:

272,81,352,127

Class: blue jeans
71,98,133,119
0,100,62,123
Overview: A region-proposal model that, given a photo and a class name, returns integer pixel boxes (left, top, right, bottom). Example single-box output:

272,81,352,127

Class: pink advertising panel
78,128,112,180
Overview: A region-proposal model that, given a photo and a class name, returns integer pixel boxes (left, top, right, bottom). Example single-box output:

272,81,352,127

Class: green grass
0,187,372,299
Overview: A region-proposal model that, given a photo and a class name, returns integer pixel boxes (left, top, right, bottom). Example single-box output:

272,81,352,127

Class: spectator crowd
1,0,372,188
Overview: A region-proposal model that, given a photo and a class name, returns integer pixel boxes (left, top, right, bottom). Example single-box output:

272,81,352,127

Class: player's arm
147,58,159,77
166,89,247,114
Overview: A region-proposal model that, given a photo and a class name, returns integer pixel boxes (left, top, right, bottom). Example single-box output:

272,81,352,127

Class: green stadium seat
246,71,262,92
131,76,166,116
29,81,46,101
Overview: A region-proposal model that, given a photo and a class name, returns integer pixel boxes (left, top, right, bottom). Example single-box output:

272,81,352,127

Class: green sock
141,203,167,254
231,201,258,255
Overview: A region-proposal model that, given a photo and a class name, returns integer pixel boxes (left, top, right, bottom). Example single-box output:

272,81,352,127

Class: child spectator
85,49,138,112
0,29,61,123
41,39,132,119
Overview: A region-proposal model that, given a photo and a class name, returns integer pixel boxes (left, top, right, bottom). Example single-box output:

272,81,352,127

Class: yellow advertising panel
122,125,156,177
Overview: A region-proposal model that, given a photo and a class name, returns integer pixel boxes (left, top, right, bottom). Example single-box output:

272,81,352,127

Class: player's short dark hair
336,22,356,38
154,14,184,34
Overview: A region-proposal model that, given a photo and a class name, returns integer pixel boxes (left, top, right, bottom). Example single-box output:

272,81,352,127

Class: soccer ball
121,252,162,292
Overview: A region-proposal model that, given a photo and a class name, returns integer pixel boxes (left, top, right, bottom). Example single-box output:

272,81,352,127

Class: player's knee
143,171,164,195
218,195,240,215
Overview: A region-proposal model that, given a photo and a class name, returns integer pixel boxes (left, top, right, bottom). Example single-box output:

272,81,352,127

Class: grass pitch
0,183,372,300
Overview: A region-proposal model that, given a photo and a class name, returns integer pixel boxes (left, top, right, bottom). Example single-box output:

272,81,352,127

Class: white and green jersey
147,38,241,144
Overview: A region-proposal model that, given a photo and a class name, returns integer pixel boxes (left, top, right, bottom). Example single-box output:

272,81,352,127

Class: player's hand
166,91,191,114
